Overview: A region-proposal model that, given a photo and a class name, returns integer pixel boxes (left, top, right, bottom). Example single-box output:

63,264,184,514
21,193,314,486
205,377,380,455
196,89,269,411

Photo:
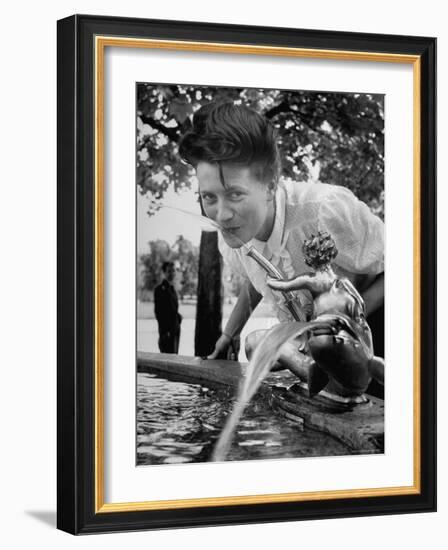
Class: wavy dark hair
178,101,281,187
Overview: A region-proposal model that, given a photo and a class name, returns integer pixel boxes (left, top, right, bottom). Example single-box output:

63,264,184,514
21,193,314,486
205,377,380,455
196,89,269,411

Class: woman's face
196,162,275,248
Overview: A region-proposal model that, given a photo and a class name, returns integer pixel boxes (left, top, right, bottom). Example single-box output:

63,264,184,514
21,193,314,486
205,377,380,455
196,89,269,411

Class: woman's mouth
222,226,241,235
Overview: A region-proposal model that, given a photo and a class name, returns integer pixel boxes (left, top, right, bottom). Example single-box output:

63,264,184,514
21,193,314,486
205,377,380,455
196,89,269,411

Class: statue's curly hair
302,231,339,270
178,101,281,186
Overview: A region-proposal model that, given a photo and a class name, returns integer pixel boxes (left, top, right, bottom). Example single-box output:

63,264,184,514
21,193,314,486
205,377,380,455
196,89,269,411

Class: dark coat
154,279,181,334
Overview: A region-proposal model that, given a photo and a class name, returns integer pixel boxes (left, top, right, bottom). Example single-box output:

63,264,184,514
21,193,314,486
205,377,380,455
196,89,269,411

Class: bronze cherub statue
245,231,384,401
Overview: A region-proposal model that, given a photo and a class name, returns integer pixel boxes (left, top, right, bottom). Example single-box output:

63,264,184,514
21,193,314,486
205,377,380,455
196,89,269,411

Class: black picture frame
57,14,436,534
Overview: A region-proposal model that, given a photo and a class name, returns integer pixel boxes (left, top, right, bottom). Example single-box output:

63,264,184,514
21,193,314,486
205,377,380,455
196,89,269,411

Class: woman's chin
222,232,246,248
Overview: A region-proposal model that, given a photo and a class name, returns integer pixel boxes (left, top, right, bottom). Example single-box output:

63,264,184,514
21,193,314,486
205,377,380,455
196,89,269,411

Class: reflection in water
137,372,348,465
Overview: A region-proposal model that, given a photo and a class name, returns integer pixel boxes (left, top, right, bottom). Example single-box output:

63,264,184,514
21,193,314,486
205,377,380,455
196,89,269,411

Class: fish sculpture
267,231,384,399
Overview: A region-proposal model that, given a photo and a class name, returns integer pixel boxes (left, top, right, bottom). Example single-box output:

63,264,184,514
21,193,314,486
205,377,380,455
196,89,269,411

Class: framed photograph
57,14,436,534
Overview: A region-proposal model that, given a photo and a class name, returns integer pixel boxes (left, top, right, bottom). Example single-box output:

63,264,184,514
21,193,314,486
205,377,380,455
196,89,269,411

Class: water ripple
137,372,348,466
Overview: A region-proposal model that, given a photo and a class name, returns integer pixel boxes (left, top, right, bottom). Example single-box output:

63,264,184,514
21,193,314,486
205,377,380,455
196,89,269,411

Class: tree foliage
173,235,199,299
137,84,384,218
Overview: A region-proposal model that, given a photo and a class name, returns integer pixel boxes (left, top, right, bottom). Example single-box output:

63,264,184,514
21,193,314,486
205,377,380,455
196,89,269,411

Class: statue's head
302,231,338,270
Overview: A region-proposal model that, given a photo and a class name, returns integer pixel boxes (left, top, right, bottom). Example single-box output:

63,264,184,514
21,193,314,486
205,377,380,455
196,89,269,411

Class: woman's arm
208,279,262,359
224,279,262,337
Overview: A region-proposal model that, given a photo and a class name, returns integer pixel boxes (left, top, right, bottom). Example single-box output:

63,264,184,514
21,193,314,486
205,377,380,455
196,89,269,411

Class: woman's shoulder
280,179,353,205
280,179,354,230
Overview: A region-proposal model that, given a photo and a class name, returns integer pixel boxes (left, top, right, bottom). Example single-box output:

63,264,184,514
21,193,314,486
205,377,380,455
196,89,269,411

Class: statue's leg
245,329,312,381
245,329,270,361
276,339,313,380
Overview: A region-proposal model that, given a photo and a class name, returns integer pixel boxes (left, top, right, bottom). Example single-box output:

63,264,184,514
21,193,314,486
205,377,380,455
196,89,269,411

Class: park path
137,315,278,361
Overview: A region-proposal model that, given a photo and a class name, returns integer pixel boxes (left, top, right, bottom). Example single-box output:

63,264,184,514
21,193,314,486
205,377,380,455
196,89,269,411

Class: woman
179,101,385,370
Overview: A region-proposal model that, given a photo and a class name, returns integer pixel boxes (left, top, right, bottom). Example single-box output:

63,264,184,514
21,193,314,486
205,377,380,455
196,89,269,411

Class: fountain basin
137,352,384,456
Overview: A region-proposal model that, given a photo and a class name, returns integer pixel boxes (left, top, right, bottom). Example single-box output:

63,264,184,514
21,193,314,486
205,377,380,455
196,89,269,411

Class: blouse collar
249,184,287,260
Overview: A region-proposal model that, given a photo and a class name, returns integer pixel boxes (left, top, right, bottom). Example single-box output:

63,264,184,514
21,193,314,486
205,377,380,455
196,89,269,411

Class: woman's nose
216,201,234,224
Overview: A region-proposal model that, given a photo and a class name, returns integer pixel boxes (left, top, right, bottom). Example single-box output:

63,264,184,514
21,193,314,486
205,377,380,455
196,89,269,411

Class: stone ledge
137,351,246,390
271,384,384,453
137,351,384,454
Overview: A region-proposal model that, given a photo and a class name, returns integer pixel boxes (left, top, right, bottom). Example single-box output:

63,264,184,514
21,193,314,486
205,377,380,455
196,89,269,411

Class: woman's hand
206,280,259,361
208,333,240,361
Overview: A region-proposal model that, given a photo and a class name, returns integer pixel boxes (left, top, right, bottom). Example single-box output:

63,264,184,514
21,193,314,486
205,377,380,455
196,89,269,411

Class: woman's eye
201,194,216,203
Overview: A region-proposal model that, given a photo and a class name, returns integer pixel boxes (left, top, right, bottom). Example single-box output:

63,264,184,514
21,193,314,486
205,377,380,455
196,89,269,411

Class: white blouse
218,179,384,321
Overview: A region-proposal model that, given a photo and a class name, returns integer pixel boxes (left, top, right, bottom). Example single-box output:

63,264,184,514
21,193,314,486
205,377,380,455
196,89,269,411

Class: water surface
137,372,349,465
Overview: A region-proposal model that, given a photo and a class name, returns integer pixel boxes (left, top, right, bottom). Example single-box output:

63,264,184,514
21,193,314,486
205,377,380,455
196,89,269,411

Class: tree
172,235,199,299
139,236,199,300
194,231,222,357
137,84,385,354
139,239,174,296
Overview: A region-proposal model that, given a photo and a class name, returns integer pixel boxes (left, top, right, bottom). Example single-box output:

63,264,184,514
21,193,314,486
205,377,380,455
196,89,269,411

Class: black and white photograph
136,84,385,465
0,0,441,542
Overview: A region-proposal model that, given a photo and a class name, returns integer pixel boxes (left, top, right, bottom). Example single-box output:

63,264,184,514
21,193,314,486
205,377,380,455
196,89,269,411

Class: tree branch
138,113,180,142
264,100,291,119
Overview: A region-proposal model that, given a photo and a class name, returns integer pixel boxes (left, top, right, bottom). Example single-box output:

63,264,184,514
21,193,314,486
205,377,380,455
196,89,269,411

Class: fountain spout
245,246,307,322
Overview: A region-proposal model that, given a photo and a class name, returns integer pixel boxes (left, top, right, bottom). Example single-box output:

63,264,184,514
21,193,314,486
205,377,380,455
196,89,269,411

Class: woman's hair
178,101,281,186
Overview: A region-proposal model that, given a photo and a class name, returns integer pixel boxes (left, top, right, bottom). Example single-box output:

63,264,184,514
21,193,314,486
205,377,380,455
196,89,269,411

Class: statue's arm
267,271,333,296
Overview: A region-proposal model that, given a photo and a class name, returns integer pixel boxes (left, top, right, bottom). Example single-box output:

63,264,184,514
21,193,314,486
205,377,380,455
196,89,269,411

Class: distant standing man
154,261,182,354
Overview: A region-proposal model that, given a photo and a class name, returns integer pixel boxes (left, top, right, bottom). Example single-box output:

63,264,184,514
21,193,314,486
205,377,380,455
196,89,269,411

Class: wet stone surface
137,372,349,466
